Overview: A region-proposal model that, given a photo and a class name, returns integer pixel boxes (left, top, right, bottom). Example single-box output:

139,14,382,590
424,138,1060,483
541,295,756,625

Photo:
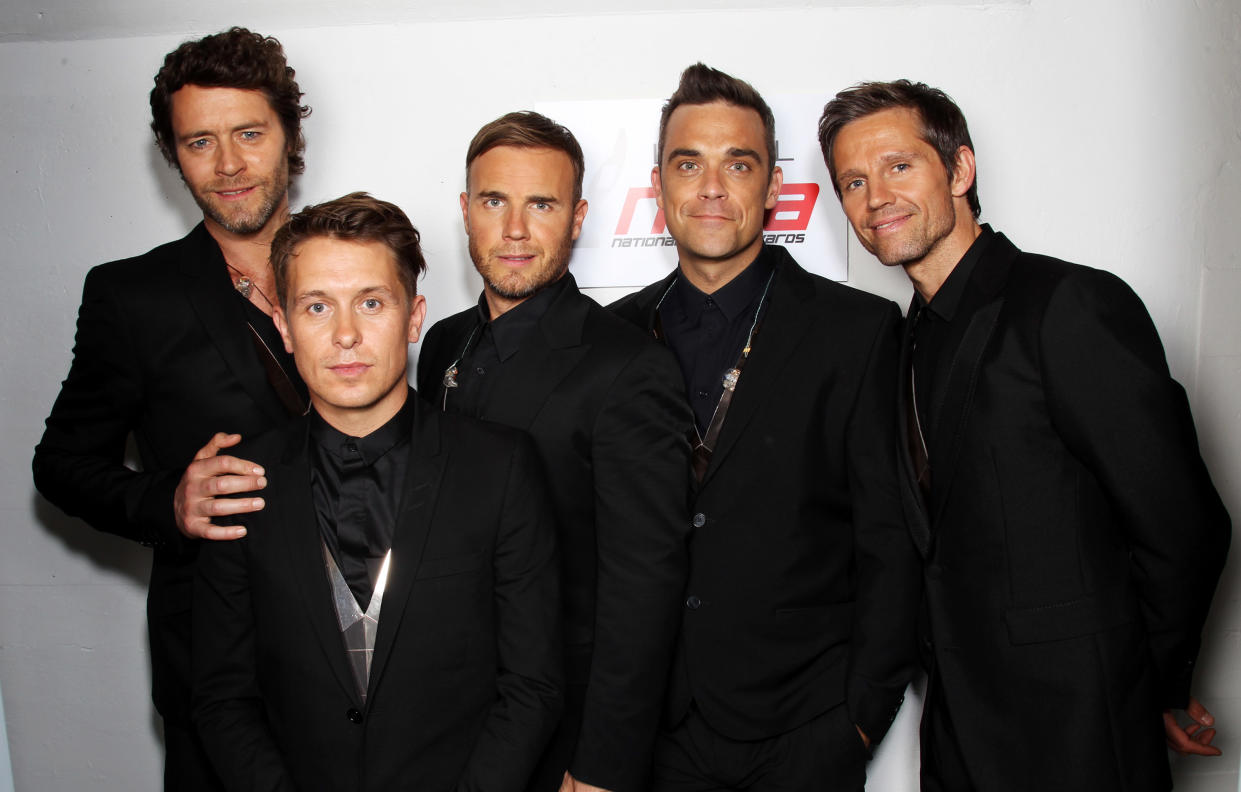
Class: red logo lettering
615,187,666,235
614,183,819,235
764,183,819,231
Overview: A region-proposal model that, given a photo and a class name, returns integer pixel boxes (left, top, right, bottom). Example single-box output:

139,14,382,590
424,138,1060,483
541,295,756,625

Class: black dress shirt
658,246,775,434
308,392,415,610
446,274,571,419
909,224,996,450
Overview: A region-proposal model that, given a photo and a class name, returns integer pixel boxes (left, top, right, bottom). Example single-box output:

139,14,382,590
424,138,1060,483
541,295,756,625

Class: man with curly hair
33,27,312,790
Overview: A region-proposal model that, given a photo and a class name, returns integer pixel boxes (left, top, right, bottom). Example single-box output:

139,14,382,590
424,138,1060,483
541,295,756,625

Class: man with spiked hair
194,192,562,790
612,63,920,790
34,27,311,789
417,111,693,792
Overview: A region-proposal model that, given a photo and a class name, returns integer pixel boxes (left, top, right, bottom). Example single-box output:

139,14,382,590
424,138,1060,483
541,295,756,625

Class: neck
315,387,407,439
481,271,565,321
678,241,761,295
904,219,982,303
203,197,290,280
482,289,525,322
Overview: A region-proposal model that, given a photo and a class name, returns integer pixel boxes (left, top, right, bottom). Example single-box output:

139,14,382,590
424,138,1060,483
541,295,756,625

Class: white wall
3,0,1239,788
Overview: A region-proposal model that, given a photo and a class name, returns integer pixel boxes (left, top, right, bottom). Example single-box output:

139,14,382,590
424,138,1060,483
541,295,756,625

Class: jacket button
692,513,706,528
686,595,702,610
346,708,363,724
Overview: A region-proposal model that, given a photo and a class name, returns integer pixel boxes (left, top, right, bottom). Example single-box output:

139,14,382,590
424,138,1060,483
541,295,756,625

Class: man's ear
950,145,976,200
570,199,589,241
407,295,428,344
764,165,784,210
651,165,664,211
273,306,293,354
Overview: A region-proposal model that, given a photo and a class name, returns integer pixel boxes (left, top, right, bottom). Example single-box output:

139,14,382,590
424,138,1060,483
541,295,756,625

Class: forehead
662,101,767,160
169,85,278,132
834,107,932,162
287,237,400,292
467,145,575,195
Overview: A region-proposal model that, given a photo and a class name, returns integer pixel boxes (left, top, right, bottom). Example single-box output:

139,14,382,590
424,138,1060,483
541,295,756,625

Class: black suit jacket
611,246,921,746
192,399,562,792
416,275,692,792
32,223,300,724
905,231,1230,790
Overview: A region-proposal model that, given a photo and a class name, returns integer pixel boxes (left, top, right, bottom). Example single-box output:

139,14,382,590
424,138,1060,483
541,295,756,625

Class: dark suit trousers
652,704,867,792
921,674,976,792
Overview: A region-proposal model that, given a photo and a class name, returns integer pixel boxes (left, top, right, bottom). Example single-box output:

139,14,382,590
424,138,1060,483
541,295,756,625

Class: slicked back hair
818,79,981,218
465,111,586,203
657,63,778,175
271,192,427,310
150,27,310,175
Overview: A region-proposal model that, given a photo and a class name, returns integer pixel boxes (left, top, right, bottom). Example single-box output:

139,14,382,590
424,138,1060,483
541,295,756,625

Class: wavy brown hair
150,27,310,175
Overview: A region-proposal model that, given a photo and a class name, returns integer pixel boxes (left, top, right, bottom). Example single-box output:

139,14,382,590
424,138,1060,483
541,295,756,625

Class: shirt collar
669,244,775,322
473,272,572,361
915,224,995,321
309,387,415,465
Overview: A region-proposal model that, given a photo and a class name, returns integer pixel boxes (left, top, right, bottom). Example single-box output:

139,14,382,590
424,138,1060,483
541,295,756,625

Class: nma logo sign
610,183,821,249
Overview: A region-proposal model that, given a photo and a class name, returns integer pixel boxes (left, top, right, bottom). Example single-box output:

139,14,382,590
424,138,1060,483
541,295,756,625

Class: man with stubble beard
416,111,693,792
33,28,310,790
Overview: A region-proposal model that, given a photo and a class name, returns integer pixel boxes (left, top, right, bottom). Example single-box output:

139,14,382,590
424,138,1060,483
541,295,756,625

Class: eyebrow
477,189,560,205
836,150,927,183
667,146,763,163
178,119,269,143
294,285,395,303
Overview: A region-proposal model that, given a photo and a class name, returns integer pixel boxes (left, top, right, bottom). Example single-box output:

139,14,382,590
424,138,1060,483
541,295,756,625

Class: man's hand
856,724,872,751
174,433,266,540
559,771,612,792
1164,696,1221,756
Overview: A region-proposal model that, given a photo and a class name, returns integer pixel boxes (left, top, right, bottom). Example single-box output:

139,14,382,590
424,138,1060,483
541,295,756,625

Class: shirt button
345,443,358,454
697,390,709,399
686,595,702,610
346,708,363,724
692,513,706,528
475,366,486,375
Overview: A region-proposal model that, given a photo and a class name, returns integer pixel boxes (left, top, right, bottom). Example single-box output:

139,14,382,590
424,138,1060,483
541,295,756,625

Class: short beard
186,156,289,236
469,225,574,301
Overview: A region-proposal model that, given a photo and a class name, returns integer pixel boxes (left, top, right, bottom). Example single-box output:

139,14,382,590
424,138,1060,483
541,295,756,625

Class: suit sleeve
1040,269,1230,707
414,320,446,403
845,302,922,745
571,344,693,792
32,265,185,550
458,434,564,792
192,530,296,790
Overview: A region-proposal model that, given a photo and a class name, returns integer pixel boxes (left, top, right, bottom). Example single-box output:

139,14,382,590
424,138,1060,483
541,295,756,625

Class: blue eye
362,298,381,310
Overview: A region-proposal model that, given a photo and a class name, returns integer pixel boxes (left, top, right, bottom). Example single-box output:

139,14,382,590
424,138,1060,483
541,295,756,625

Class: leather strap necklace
654,271,774,482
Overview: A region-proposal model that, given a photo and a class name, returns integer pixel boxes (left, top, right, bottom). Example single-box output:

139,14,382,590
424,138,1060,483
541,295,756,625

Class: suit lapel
366,401,446,702
926,238,1016,524
180,224,291,426
275,423,362,702
699,251,814,489
481,277,591,430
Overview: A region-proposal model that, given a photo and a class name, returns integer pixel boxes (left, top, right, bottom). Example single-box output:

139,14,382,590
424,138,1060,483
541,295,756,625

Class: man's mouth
330,362,370,377
871,214,910,232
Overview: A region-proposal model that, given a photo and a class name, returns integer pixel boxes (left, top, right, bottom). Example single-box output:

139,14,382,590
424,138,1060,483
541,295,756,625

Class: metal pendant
722,367,740,392
443,365,459,389
234,277,252,299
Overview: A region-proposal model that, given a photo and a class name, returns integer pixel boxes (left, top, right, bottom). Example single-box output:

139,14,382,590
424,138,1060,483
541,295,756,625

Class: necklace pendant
443,365,459,389
722,367,740,392
234,276,252,299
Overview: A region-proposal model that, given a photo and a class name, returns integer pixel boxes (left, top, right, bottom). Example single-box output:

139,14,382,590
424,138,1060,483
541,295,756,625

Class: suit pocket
1004,583,1137,645
414,551,487,580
